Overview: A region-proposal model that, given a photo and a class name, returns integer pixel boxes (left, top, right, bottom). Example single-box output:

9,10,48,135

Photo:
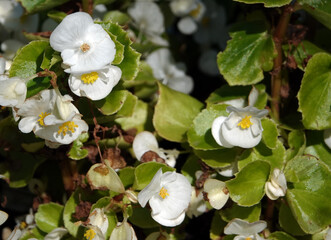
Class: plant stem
271,6,293,121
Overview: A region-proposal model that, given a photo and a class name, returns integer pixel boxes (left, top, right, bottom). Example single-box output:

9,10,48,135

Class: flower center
81,72,99,84
159,187,169,199
37,112,51,126
19,221,27,230
80,43,90,52
84,229,96,240
238,115,253,129
245,238,252,240
190,4,202,18
57,121,78,136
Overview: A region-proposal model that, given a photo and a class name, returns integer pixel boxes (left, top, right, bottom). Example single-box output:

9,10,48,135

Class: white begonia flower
43,227,68,240
128,1,168,46
138,168,192,227
186,187,207,218
8,208,36,240
170,0,195,16
146,48,194,94
50,12,115,73
133,131,179,167
1,39,24,59
212,106,268,148
224,218,267,240
203,179,229,210
83,208,109,240
324,129,331,149
0,75,27,108
109,221,137,240
0,210,8,225
265,168,287,200
0,58,5,74
217,161,238,177
68,65,122,100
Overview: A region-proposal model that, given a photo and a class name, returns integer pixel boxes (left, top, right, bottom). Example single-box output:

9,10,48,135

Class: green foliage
194,148,238,169
19,0,70,14
226,161,270,206
103,11,130,25
68,133,89,160
234,0,291,7
299,0,331,30
298,52,331,130
217,21,276,86
261,118,278,149
35,203,64,233
153,82,204,142
220,204,261,223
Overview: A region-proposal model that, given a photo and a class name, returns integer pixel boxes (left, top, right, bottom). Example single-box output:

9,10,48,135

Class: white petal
265,182,285,200
0,210,8,225
109,222,137,240
18,116,38,133
44,227,68,240
178,16,197,35
167,75,194,94
138,168,163,207
248,86,259,107
0,57,6,74
152,210,186,227
224,218,267,236
203,179,229,210
324,129,331,149
250,118,263,137
211,116,234,148
133,131,159,160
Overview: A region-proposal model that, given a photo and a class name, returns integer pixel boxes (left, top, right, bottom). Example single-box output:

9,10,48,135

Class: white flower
0,57,5,74
109,221,137,240
212,106,268,148
146,48,194,94
50,12,115,73
88,208,109,236
0,210,8,225
133,131,179,167
224,218,267,240
43,227,68,240
324,129,331,149
138,168,191,227
68,65,121,100
170,0,195,16
0,75,27,108
128,1,168,46
186,187,207,218
203,179,229,210
216,161,238,177
265,168,287,200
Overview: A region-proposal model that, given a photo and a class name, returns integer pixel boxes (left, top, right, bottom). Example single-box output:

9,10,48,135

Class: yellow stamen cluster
81,72,99,84
84,229,96,240
37,112,51,126
57,121,78,136
245,237,252,240
159,187,169,199
238,115,253,129
190,4,202,18
80,43,90,52
19,221,27,230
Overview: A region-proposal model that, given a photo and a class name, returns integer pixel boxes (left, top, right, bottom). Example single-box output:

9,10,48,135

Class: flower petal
138,168,163,207
133,131,159,160
224,218,267,236
211,116,234,148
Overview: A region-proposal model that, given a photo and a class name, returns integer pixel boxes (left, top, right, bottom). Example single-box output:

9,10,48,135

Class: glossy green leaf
68,133,89,160
261,118,278,149
234,0,291,7
217,21,276,86
206,85,250,107
181,155,201,185
19,0,70,14
269,231,297,240
226,160,270,206
187,104,228,150
153,82,204,142
35,203,64,233
107,32,125,65
220,203,261,223
9,40,51,98
299,0,331,30
128,207,159,228
210,211,227,240
118,167,135,188
279,203,306,236
298,52,331,130
95,90,137,117
86,163,125,193
194,148,238,169
47,10,67,23
286,130,306,161
283,41,326,71
103,11,130,25
285,156,331,233
132,162,174,190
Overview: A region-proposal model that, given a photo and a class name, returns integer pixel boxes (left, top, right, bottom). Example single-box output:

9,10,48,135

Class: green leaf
47,10,67,23
68,133,89,160
118,167,135,188
206,85,250,107
187,104,228,150
86,163,125,193
9,40,51,98
283,41,326,71
19,0,70,14
286,130,306,161
133,162,174,190
181,155,201,185
153,82,204,142
210,211,227,240
128,207,159,228
103,11,130,25
299,0,331,30
194,148,238,169
21,227,46,240
304,131,331,171
269,231,297,240
220,203,261,223
298,52,331,130
95,90,137,117
217,21,276,86
261,118,278,149
284,156,331,233
226,160,270,206
35,203,64,233
279,203,306,236
233,0,291,7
